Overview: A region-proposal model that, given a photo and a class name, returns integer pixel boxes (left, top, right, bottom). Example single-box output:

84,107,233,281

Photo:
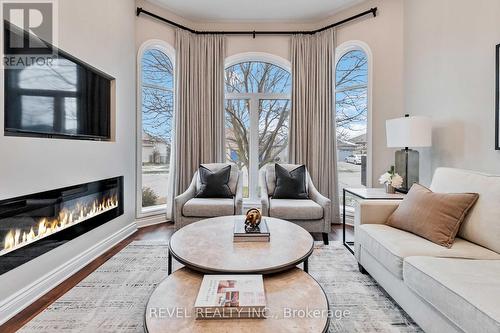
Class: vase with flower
379,166,404,194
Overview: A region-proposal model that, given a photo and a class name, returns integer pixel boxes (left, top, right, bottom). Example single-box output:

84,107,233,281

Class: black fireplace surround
0,177,123,275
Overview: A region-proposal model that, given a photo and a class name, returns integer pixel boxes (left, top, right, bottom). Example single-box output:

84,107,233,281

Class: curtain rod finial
136,7,143,16
371,7,377,17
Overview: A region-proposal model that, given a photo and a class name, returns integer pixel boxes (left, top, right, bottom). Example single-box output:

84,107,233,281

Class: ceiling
149,0,368,22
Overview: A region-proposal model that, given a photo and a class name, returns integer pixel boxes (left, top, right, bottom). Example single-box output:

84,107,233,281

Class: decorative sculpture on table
244,208,262,233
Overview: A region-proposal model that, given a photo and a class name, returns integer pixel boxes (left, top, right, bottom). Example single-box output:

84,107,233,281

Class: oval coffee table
168,216,314,275
145,267,329,333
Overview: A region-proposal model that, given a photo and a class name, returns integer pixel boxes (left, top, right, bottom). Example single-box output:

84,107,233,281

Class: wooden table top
169,216,314,274
145,267,329,333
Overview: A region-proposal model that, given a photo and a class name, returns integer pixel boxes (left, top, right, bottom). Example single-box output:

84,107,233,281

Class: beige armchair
174,163,243,229
260,164,331,244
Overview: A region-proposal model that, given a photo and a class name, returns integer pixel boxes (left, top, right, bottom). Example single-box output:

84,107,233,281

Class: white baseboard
0,222,137,325
135,214,170,228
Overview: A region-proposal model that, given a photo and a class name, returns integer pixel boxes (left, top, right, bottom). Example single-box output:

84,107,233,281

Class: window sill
135,212,169,228
140,204,167,215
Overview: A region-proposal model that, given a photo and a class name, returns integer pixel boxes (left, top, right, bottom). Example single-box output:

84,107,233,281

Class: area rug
20,241,422,333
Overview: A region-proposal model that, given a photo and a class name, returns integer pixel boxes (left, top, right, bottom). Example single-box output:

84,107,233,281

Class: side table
342,188,405,255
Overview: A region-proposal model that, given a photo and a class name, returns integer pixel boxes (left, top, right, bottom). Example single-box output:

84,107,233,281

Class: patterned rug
20,241,421,333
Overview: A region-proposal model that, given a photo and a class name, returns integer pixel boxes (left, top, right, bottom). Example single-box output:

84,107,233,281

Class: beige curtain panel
172,29,226,199
289,29,340,224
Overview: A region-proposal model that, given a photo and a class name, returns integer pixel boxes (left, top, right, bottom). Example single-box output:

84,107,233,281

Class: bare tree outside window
142,49,174,142
336,50,368,142
140,48,174,210
259,99,289,167
225,61,291,198
225,99,250,171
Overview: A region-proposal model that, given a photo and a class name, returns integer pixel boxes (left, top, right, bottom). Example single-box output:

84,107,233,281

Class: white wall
0,0,136,316
136,0,405,187
404,0,500,184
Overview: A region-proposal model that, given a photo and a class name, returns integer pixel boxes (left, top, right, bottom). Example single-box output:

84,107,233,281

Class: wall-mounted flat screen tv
4,22,114,141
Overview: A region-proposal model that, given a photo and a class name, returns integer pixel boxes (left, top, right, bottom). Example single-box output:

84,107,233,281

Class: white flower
391,174,403,189
379,171,404,188
378,172,391,185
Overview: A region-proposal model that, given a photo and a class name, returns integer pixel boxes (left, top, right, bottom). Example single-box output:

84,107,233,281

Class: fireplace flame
2,195,118,255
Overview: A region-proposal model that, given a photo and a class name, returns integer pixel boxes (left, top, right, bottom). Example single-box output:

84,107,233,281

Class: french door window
224,60,291,200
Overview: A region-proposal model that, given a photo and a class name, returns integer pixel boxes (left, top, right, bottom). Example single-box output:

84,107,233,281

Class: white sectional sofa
355,168,500,333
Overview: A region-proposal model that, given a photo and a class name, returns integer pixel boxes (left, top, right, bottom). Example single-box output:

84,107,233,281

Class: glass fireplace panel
0,177,123,275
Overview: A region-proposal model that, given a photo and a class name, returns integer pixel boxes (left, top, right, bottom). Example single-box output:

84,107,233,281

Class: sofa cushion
273,164,309,199
197,163,239,195
269,199,323,220
404,257,500,333
430,167,500,253
195,165,232,198
182,198,235,217
357,224,500,279
387,183,478,248
265,164,309,196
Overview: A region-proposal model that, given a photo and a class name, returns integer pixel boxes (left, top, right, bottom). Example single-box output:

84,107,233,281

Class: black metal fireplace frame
0,176,124,275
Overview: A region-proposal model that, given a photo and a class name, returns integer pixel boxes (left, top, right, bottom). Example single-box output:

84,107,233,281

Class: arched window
138,42,175,215
225,54,291,200
335,42,371,218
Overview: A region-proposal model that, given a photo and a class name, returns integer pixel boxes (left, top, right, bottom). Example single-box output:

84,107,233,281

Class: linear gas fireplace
0,177,123,275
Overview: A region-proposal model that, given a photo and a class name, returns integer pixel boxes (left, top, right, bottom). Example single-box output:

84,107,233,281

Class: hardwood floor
313,223,354,242
0,222,353,332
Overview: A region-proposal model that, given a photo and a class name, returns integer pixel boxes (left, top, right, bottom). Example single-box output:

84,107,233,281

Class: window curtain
169,29,226,217
289,29,340,224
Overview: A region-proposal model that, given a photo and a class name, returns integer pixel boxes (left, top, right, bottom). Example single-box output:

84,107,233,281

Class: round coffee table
145,267,329,333
168,216,314,274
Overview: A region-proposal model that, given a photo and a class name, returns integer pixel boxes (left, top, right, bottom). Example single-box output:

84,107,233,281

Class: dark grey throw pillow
195,165,233,198
272,164,309,199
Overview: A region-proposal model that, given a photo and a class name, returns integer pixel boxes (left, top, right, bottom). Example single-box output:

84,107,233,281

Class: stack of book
194,275,267,319
233,219,270,242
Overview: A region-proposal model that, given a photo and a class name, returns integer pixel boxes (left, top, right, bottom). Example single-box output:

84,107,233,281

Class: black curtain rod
136,7,377,37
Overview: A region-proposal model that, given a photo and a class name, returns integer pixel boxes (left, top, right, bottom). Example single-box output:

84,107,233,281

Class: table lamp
386,115,432,193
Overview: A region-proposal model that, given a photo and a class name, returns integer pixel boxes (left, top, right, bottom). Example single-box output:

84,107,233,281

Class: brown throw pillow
386,184,479,248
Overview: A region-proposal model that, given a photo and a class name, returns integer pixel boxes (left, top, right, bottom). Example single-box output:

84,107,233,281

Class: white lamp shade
386,116,432,148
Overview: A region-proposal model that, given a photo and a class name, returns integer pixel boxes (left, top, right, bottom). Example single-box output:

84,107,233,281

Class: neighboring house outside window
142,131,170,164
